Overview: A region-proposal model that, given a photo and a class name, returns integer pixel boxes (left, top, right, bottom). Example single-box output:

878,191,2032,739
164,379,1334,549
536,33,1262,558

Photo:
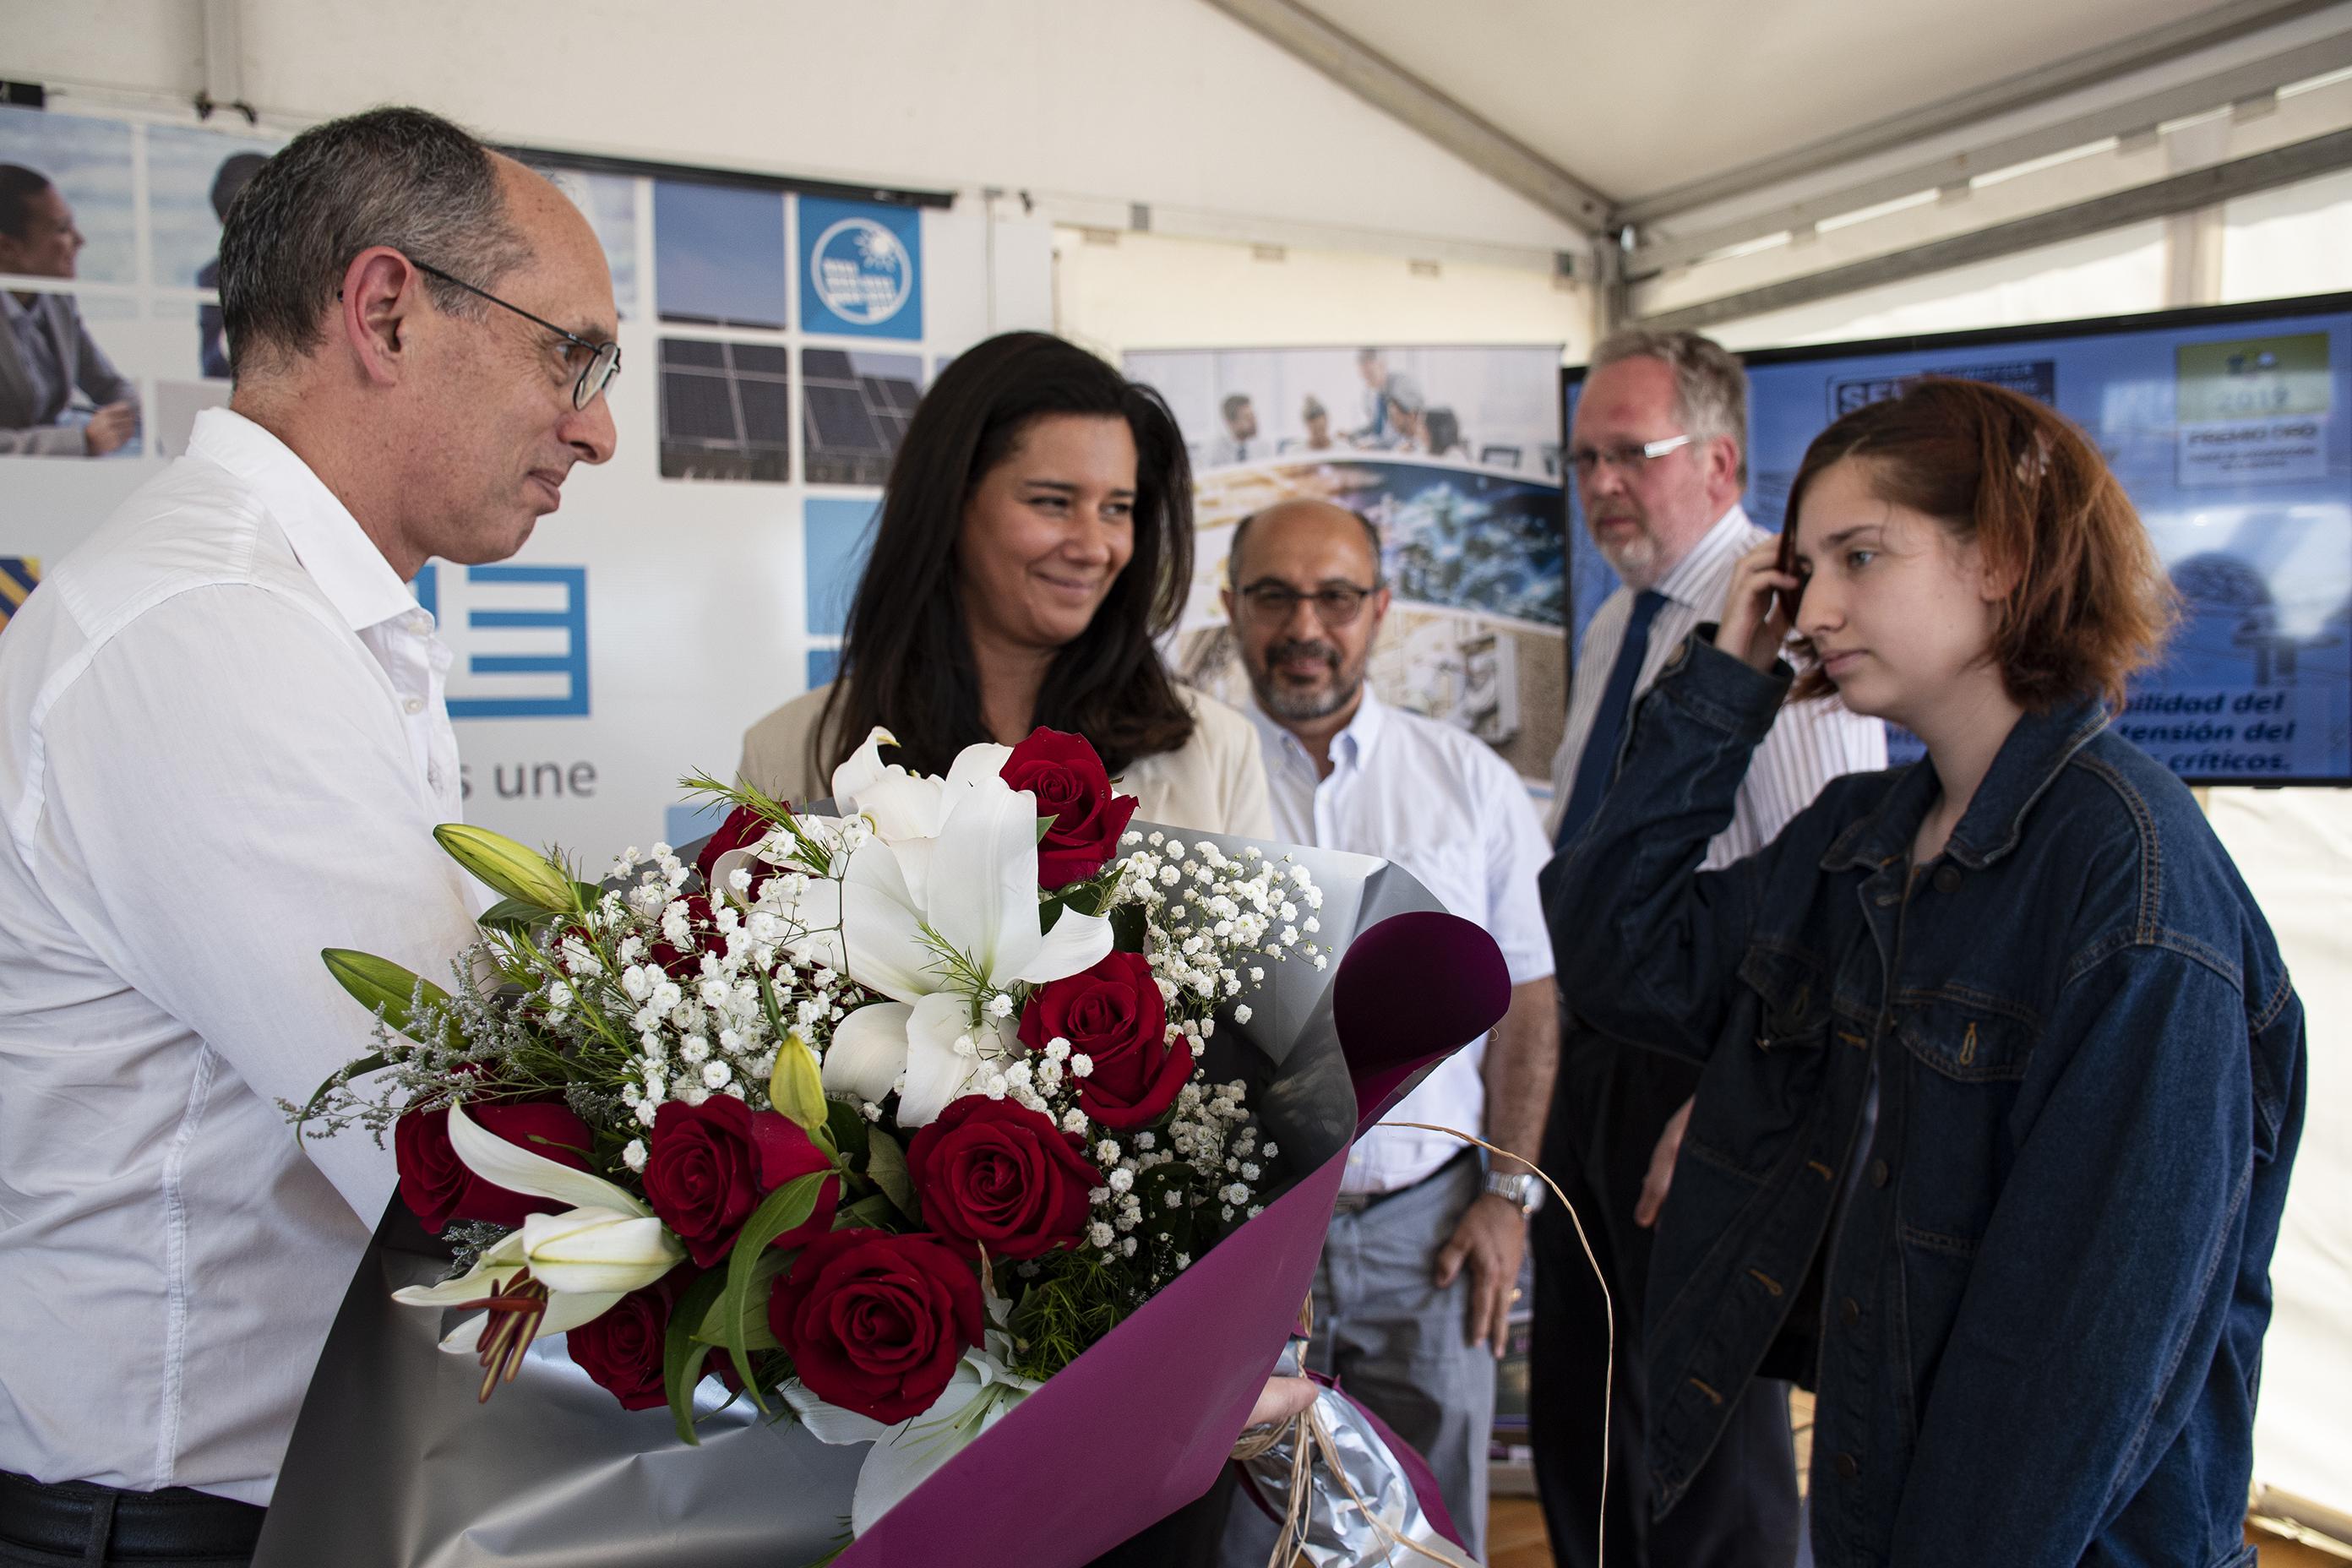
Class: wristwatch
1482,1169,1543,1217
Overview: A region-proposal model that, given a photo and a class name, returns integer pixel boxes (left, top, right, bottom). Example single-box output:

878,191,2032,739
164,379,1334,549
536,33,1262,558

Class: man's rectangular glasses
1238,583,1379,627
1566,433,1692,478
412,260,621,411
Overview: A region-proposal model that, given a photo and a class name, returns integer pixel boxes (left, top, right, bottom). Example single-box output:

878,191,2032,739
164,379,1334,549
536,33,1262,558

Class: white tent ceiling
1300,0,2232,205
1207,0,2352,323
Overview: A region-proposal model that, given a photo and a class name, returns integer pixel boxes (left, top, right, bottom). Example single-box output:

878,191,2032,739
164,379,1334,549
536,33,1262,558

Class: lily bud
515,1207,685,1297
321,948,450,1042
769,1030,830,1141
433,824,580,913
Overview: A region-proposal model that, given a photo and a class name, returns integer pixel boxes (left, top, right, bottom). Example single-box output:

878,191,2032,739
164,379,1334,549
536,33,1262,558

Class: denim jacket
1539,634,2306,1568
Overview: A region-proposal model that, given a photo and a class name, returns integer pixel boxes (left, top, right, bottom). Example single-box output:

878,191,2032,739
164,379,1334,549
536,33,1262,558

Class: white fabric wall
5,0,1582,256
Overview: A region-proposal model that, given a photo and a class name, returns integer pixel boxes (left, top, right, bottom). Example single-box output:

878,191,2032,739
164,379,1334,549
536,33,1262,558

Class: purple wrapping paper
254,833,1507,1568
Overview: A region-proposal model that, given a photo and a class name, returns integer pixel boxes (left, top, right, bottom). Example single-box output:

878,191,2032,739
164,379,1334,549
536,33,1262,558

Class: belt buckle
1331,1191,1372,1215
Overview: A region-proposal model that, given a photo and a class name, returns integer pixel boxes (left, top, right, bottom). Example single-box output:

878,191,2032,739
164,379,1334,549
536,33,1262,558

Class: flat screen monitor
1561,294,2352,787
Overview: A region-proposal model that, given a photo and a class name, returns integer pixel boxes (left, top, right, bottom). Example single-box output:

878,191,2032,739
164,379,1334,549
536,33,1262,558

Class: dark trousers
0,1472,264,1567
1529,1032,1802,1568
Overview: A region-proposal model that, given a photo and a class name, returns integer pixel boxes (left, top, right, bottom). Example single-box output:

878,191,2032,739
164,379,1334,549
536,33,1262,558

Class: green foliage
864,1124,918,1223
719,1173,831,1404
663,1268,732,1447
1004,1247,1132,1382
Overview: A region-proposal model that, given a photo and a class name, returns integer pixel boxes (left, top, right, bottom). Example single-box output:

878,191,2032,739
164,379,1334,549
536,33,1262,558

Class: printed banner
1122,345,1568,790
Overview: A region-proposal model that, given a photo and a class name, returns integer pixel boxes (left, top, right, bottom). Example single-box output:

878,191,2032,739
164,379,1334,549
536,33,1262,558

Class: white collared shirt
0,408,482,1505
1547,504,1887,868
1250,691,1554,1195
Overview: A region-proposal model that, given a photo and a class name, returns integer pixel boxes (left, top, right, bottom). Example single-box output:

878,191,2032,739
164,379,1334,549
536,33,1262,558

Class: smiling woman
738,330,1272,841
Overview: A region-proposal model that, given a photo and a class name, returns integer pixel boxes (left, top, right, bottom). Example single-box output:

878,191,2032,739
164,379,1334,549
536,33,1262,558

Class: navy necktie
1556,590,1669,851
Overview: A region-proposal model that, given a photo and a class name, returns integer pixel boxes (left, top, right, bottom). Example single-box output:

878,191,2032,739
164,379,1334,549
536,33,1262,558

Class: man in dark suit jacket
0,164,138,457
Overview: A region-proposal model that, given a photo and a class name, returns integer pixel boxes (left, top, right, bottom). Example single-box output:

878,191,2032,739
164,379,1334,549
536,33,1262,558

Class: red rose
906,1097,1100,1260
650,894,727,981
566,1271,689,1411
394,1101,593,1235
1001,728,1138,889
694,805,776,893
641,1097,838,1268
767,1230,983,1424
1018,951,1185,1130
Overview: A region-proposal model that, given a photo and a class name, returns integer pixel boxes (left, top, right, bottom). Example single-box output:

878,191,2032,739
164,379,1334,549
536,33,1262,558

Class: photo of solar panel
801,348,922,487
658,337,792,482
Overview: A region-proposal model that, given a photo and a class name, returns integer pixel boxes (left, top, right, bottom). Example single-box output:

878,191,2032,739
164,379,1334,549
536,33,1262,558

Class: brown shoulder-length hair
812,331,1196,781
1779,377,2177,710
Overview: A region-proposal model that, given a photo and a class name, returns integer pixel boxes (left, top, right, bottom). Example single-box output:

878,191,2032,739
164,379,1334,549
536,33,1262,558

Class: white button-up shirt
1250,691,1554,1195
0,408,482,1505
1549,505,1887,868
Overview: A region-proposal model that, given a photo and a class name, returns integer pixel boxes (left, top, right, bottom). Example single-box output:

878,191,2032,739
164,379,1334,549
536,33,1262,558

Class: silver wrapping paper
1236,1345,1482,1568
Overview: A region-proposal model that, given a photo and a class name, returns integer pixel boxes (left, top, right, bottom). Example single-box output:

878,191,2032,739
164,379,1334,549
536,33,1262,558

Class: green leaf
1108,901,1148,954
694,1247,788,1352
718,1172,830,1407
474,896,552,934
836,1191,900,1230
321,949,451,1041
865,1124,918,1222
663,1267,732,1447
1034,812,1058,844
825,1098,868,1160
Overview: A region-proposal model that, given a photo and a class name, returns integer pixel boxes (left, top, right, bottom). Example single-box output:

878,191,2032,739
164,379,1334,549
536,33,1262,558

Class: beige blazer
737,683,1275,841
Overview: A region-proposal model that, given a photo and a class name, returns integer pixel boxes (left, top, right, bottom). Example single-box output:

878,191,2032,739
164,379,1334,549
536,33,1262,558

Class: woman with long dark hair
740,330,1271,840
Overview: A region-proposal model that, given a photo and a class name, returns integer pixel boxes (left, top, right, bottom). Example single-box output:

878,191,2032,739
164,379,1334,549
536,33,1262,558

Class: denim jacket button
1868,1157,1890,1189
1833,1452,1859,1480
1933,863,1962,894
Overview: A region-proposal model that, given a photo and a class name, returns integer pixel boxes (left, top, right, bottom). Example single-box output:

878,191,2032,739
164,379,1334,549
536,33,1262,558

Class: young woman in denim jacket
1542,378,2306,1567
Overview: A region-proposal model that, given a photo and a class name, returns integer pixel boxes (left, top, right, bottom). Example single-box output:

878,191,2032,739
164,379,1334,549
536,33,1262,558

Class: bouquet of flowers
269,726,1508,1567
293,726,1345,1538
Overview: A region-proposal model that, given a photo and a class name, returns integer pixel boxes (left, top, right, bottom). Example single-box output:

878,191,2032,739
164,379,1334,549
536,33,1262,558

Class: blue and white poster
1565,300,2352,785
798,195,923,341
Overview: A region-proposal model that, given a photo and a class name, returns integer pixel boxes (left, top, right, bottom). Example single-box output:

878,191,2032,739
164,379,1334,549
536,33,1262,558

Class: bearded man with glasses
1531,329,1883,1568
0,106,617,1566
1213,498,1559,1568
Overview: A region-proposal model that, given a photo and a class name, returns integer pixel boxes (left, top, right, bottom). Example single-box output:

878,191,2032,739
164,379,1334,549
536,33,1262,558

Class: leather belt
1331,1146,1475,1215
0,1469,266,1561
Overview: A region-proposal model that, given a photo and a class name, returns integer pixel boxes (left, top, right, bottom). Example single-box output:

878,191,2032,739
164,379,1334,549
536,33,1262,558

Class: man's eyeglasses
411,260,621,411
1566,433,1693,478
1238,582,1380,627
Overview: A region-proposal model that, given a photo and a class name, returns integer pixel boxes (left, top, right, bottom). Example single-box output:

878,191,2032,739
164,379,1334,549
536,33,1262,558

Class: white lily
785,1320,1041,1536
825,770,1111,1125
393,1102,686,1353
831,727,1014,848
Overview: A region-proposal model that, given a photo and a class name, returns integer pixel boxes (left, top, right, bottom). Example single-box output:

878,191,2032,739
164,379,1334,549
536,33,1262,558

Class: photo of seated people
0,163,136,458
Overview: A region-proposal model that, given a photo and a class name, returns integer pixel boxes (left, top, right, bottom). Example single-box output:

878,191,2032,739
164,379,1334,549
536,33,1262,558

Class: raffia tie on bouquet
1230,1124,1613,1568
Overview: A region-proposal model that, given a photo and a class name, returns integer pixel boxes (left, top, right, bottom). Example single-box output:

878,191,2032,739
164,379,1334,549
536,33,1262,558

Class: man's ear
336,245,421,389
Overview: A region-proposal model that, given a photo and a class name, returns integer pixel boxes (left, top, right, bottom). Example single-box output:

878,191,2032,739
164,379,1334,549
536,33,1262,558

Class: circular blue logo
811,216,912,328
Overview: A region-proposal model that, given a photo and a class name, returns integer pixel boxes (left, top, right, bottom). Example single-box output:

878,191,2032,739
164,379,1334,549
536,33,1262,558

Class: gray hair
1588,326,1750,485
218,106,531,380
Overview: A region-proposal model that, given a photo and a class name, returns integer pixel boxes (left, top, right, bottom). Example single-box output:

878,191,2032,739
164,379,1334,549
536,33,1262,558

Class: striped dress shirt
1546,504,1887,868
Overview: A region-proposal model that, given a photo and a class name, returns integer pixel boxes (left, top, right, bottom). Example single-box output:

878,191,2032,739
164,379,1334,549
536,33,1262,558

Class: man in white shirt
1215,498,1559,1565
0,106,618,1565
1208,392,1265,466
1532,329,1884,1567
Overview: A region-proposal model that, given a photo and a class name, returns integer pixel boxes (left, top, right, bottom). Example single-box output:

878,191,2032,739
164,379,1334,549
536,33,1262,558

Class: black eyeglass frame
410,259,622,411
1235,580,1385,628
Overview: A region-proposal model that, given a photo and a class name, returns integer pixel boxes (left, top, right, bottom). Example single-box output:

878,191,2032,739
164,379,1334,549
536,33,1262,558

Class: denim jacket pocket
1737,945,1836,1054
1894,991,2035,1084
